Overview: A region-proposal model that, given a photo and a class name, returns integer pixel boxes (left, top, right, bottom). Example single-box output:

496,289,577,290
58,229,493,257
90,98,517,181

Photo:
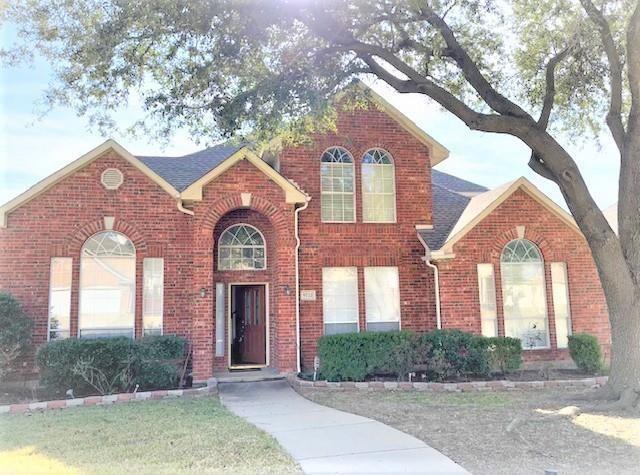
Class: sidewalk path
219,380,469,474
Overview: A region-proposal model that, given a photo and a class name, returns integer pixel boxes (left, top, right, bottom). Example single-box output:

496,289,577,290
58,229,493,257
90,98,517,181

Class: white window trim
322,267,360,332
364,266,402,330
551,261,572,349
477,263,498,338
78,231,136,339
361,148,397,224
500,239,551,350
143,257,164,336
320,146,357,223
48,257,72,341
217,223,267,271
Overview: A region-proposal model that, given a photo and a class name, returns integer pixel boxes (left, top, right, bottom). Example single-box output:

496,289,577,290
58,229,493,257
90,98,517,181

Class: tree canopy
2,0,633,144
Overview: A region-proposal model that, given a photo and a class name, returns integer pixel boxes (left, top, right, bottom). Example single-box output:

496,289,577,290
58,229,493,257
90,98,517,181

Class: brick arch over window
483,228,552,262
67,219,148,256
199,193,293,240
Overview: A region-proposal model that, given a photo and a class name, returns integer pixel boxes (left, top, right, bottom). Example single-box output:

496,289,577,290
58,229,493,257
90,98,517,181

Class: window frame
361,148,397,224
78,231,136,339
550,261,572,349
500,239,550,350
217,223,267,271
322,267,360,335
320,146,357,223
477,263,498,338
143,257,164,336
48,257,72,341
364,266,401,332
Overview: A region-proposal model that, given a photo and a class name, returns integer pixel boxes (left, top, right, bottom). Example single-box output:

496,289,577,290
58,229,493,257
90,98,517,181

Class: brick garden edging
290,375,608,392
0,379,218,415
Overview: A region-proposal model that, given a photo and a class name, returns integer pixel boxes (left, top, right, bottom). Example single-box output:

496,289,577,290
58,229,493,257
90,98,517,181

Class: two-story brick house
0,87,611,381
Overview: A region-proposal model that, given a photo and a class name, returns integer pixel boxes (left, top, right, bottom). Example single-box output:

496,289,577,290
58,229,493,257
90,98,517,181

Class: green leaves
2,1,634,143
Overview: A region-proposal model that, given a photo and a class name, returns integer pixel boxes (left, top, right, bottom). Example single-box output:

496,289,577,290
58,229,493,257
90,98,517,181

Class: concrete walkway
219,380,469,474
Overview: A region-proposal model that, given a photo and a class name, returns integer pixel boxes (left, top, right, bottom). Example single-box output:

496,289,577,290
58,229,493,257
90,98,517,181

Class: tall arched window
218,224,266,270
500,239,549,349
321,147,355,222
362,148,396,222
79,231,136,338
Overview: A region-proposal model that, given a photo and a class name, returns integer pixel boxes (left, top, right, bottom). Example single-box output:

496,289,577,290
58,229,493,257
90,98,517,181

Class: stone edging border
289,375,608,392
0,379,219,415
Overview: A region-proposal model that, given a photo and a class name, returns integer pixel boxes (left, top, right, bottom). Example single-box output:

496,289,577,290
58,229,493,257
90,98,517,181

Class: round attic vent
101,168,124,190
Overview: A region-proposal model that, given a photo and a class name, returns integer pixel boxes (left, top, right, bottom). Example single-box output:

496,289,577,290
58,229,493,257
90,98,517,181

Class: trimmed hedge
484,337,523,373
568,333,602,373
37,335,187,396
317,331,419,381
0,292,33,380
317,329,523,382
420,330,490,380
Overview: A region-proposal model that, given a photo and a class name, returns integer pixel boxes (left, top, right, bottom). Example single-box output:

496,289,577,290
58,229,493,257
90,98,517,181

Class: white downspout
425,259,442,330
417,233,442,330
294,199,310,373
176,198,194,216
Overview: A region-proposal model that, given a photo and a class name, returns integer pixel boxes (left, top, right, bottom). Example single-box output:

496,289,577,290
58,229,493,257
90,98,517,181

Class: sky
0,28,620,211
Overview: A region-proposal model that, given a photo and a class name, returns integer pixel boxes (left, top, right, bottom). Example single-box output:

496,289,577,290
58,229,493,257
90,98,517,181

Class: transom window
321,147,355,222
362,148,396,222
79,231,136,338
500,239,549,349
218,224,266,270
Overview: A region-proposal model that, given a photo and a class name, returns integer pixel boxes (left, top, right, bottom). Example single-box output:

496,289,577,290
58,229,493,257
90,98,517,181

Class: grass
302,387,640,475
0,395,298,474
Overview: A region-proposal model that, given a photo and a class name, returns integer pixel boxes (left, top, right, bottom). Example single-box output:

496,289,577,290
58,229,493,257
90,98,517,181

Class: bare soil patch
300,387,640,475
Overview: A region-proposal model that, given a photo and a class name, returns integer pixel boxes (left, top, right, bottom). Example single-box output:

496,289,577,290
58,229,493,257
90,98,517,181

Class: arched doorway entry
213,210,276,370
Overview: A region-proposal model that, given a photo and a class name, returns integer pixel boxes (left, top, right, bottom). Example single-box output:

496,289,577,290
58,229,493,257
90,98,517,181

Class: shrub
484,337,523,373
317,331,419,381
37,335,187,396
568,333,602,373
0,293,33,381
418,330,491,381
135,335,188,390
317,329,494,382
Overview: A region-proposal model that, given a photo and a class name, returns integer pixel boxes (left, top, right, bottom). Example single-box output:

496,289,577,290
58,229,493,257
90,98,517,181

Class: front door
230,284,266,367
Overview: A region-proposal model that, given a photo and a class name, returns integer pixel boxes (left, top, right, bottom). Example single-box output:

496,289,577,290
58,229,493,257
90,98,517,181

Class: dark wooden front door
231,285,266,366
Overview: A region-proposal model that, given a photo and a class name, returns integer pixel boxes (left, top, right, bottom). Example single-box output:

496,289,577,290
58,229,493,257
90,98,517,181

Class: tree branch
580,0,626,153
627,0,640,130
538,45,574,129
417,5,532,120
360,54,526,135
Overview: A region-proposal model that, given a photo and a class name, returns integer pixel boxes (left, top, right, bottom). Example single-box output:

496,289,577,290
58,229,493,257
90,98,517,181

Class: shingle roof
419,170,488,250
431,169,488,195
137,143,244,191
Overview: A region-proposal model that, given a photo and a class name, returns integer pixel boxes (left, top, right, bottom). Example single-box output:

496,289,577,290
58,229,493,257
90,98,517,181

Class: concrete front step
215,368,287,384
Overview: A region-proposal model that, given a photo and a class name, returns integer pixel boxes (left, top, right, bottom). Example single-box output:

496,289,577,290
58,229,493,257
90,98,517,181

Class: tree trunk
607,301,640,398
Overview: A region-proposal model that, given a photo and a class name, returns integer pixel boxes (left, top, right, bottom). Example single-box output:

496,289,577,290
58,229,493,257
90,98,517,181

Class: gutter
417,233,442,330
294,199,310,373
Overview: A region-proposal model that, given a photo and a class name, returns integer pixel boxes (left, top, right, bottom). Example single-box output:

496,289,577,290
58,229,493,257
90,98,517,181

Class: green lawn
0,396,298,474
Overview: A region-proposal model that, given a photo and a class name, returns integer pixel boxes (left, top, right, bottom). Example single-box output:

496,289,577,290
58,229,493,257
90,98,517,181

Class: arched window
218,224,266,270
321,147,355,222
79,231,136,338
362,148,396,222
500,239,549,349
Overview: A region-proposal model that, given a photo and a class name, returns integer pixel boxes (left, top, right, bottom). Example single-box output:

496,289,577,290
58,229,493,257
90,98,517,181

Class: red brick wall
0,151,193,373
436,188,611,363
279,105,438,370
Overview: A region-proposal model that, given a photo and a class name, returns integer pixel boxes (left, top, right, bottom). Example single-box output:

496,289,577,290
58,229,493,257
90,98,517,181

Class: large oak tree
3,0,639,406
